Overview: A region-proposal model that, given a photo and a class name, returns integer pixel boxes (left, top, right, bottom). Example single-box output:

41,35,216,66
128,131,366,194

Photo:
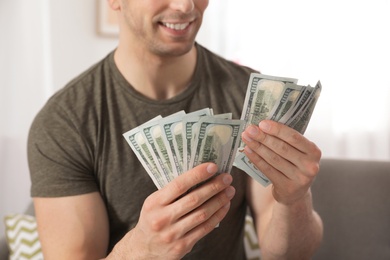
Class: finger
242,123,321,180
242,125,303,162
258,120,320,158
180,201,231,248
257,120,321,175
181,186,235,231
243,144,296,183
159,163,218,205
243,122,321,169
170,173,233,218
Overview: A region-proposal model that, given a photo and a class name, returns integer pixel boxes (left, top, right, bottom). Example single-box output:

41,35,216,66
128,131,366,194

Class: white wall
0,0,117,235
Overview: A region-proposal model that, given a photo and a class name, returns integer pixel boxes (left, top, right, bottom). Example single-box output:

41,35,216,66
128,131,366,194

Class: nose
170,0,195,13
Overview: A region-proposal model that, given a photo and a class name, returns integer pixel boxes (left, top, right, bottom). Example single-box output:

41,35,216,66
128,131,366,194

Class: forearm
258,190,323,260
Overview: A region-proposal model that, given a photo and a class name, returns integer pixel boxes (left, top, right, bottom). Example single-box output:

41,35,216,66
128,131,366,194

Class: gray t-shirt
28,43,256,259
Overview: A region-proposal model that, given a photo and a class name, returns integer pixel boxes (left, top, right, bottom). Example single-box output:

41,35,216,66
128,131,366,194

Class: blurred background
1,0,389,236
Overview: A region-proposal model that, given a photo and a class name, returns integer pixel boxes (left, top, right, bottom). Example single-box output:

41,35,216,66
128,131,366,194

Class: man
28,0,323,259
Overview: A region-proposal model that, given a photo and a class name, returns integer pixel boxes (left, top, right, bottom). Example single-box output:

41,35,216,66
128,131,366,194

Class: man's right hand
107,163,236,260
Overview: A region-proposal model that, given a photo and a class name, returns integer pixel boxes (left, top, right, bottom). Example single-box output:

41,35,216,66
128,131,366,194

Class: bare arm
34,192,110,260
242,120,323,259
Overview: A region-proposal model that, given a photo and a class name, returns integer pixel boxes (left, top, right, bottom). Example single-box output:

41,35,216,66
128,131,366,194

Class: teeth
163,22,189,30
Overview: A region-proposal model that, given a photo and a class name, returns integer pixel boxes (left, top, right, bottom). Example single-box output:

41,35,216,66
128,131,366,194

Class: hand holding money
240,119,321,205
111,163,235,259
234,73,322,186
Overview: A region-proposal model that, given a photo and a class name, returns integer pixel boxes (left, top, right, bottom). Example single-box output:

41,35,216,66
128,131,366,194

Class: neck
114,42,197,100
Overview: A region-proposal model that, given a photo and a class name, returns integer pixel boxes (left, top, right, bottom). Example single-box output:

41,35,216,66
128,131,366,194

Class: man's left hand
241,119,321,205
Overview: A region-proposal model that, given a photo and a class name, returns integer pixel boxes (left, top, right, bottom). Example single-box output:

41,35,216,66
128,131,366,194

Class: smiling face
117,0,209,57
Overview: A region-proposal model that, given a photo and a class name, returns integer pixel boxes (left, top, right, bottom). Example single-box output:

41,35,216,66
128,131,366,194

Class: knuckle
171,179,187,195
279,141,290,154
160,231,175,244
270,152,281,164
209,181,221,193
186,193,201,208
308,162,320,176
290,132,303,144
171,240,191,256
196,210,209,223
311,143,322,159
143,195,156,212
301,159,319,177
257,159,272,173
201,221,215,234
150,217,165,232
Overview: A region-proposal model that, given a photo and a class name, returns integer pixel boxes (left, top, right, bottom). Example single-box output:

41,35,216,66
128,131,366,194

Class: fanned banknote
234,73,322,186
123,116,166,189
189,117,244,174
123,108,242,189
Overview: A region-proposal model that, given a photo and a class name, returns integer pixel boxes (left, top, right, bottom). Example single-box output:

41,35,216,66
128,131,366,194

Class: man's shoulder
33,51,116,129
52,51,115,101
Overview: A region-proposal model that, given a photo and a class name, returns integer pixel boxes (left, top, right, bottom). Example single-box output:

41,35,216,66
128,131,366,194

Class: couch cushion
4,214,43,260
312,159,390,260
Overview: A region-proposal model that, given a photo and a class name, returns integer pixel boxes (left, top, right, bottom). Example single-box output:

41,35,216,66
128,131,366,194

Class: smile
161,22,190,31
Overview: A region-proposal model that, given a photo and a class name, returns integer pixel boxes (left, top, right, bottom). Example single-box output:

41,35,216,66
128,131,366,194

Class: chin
153,41,195,57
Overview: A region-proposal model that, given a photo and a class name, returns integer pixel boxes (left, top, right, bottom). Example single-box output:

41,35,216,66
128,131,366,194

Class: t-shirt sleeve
28,101,99,197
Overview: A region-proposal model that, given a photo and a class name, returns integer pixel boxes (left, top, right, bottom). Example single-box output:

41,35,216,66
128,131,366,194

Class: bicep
246,177,275,243
34,192,109,260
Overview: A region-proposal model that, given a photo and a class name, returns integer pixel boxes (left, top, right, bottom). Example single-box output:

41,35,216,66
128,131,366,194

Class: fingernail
207,163,217,174
223,175,232,185
224,202,231,209
259,121,270,132
241,133,253,142
248,125,259,136
245,146,253,154
225,187,235,198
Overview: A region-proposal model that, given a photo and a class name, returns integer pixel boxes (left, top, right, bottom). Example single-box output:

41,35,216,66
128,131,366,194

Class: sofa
311,159,390,259
2,158,390,259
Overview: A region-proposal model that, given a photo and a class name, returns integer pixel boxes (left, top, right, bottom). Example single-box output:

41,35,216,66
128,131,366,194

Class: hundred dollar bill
123,116,166,189
182,109,213,171
189,117,244,174
140,111,185,183
240,73,298,129
159,112,188,176
287,81,322,134
279,85,314,124
235,153,271,187
190,113,232,157
267,83,303,123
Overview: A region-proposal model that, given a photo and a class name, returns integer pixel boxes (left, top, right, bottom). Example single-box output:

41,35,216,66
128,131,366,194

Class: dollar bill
159,112,188,176
240,73,298,127
182,109,213,171
286,81,322,134
267,83,303,122
189,117,245,173
140,111,186,183
123,116,166,189
279,85,314,124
